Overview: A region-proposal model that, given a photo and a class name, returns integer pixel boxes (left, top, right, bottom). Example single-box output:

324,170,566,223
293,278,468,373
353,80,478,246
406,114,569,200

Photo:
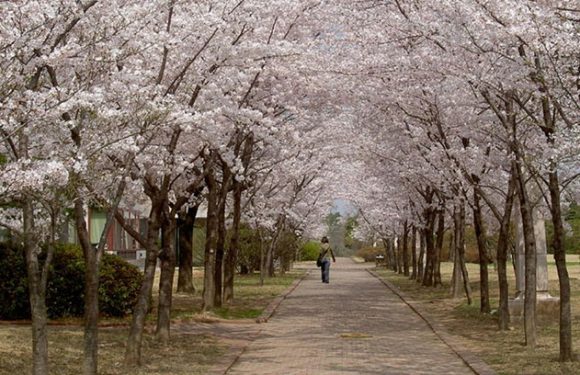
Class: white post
514,204,550,298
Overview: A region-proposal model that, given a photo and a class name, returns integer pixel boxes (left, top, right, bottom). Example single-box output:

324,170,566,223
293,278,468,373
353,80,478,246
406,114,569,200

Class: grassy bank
0,326,220,375
165,269,303,322
375,262,580,375
0,269,304,375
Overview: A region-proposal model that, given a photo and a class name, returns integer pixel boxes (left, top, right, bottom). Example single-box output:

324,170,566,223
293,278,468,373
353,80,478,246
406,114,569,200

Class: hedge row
0,243,142,320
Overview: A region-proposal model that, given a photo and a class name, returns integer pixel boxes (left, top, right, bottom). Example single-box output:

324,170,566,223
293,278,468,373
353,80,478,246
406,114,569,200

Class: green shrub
236,224,262,274
46,244,86,318
99,253,142,317
0,243,142,320
355,246,385,262
192,226,206,267
300,241,320,261
276,229,300,272
0,243,30,320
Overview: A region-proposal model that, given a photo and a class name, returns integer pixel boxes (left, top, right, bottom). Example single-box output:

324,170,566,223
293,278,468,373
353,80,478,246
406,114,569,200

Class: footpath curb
255,270,310,323
207,270,310,375
216,270,310,374
368,269,497,375
209,328,262,375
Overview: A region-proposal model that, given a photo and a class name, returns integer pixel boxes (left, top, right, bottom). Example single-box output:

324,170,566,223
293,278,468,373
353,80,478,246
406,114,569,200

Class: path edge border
368,269,497,375
255,269,310,323
220,270,310,374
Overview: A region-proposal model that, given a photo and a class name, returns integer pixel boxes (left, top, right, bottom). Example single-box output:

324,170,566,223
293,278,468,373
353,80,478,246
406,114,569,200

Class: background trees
325,0,579,360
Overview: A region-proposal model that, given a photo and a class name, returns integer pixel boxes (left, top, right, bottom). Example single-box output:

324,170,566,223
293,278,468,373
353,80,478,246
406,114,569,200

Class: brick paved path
225,258,477,375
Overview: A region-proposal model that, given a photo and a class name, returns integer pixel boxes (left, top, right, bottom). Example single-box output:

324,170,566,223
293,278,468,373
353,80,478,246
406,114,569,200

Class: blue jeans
321,259,331,283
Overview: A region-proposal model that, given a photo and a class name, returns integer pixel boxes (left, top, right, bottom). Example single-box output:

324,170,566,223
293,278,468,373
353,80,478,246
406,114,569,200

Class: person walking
318,236,336,283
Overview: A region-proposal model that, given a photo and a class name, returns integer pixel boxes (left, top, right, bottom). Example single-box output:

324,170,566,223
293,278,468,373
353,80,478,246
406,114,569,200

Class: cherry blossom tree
295,0,578,357
0,1,152,373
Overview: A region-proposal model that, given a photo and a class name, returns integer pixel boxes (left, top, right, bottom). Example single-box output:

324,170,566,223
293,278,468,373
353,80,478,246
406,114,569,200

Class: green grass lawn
164,270,303,322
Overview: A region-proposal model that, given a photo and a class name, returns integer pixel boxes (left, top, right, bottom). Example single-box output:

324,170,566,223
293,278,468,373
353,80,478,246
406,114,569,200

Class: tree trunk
536,88,572,359
202,165,218,310
421,187,436,286
125,210,162,366
74,176,126,374
74,202,100,375
452,202,472,304
259,232,266,286
156,218,177,344
224,131,253,301
213,193,227,307
447,230,455,262
434,209,444,287
497,166,516,330
392,237,399,273
514,160,537,348
458,202,472,305
384,238,394,271
82,251,100,374
390,238,397,272
177,206,197,294
502,89,537,347
422,210,436,286
402,221,409,276
224,183,242,303
267,241,276,277
396,235,403,275
28,285,49,375
23,201,50,375
410,227,417,280
417,230,425,282
451,205,462,299
264,221,283,278
548,170,573,360
473,188,490,313
214,164,232,307
451,248,462,298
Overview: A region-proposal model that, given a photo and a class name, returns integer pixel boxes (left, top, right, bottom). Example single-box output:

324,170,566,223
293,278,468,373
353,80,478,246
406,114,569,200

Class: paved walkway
224,258,480,375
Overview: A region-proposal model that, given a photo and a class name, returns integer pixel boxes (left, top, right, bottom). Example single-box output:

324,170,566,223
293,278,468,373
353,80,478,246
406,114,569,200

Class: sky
331,199,357,217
